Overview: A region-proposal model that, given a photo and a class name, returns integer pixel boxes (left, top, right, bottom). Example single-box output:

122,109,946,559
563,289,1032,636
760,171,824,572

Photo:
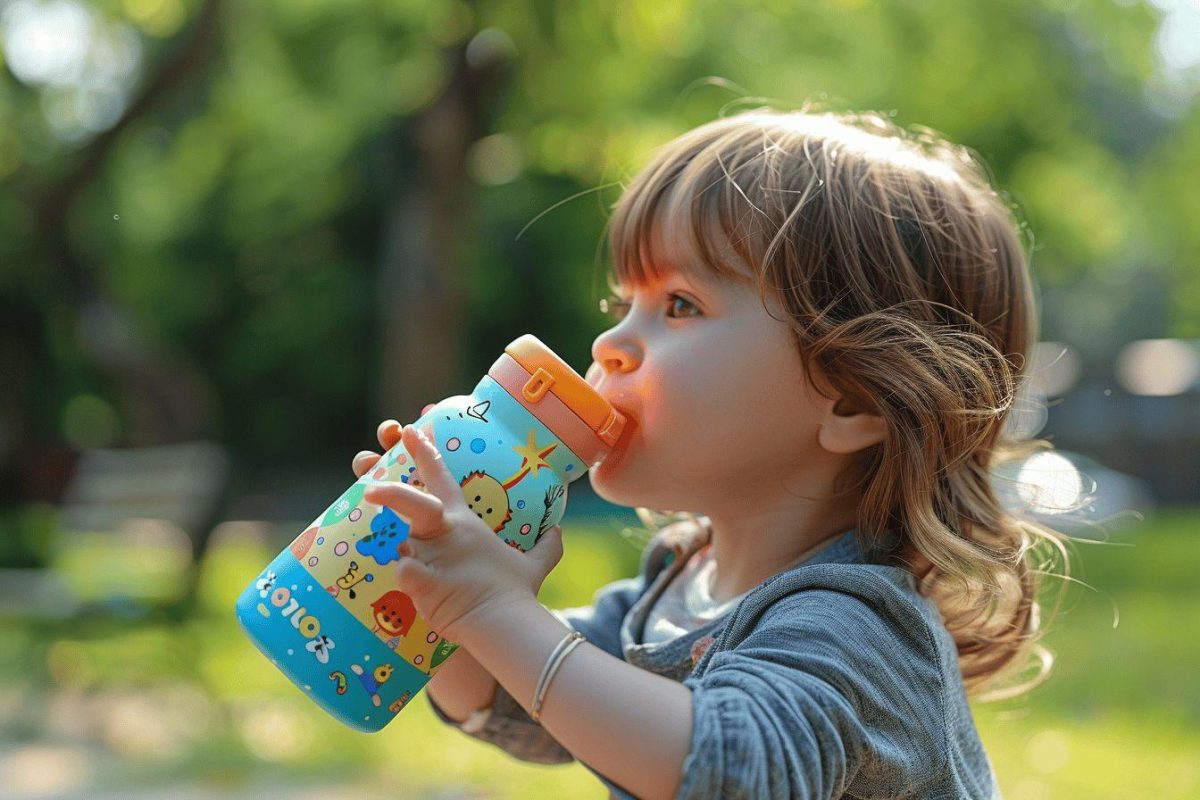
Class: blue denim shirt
428,521,1001,799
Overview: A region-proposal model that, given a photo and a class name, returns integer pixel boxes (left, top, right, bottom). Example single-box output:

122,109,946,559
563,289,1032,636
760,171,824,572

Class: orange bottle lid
490,334,627,465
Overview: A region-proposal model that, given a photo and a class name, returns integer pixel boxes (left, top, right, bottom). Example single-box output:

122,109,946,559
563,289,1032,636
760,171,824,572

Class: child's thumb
529,525,564,579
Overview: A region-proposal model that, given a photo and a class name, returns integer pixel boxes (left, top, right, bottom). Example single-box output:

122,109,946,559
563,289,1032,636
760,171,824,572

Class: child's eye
598,293,700,321
666,294,701,318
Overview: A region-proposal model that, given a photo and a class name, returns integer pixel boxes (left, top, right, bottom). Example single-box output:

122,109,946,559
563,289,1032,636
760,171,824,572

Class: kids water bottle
235,334,627,732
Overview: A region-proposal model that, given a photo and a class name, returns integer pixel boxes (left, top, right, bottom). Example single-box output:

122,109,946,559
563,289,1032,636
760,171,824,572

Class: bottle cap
488,334,628,467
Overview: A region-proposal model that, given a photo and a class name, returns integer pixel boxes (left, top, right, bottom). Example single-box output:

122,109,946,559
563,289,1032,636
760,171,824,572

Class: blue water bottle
235,334,628,731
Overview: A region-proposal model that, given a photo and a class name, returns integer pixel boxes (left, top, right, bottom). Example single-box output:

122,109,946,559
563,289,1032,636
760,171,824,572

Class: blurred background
1,0,1198,797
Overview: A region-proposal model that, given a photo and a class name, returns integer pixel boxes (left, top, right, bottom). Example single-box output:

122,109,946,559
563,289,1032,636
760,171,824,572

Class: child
354,106,1073,799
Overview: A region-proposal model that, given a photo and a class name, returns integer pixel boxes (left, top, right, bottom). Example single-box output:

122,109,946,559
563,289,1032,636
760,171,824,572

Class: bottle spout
596,407,627,449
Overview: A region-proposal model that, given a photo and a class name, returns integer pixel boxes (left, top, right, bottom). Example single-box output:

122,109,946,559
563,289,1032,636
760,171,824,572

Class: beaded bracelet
460,705,492,734
531,630,586,722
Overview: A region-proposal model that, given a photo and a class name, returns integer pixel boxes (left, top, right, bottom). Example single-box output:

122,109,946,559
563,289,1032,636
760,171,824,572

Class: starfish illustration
503,429,558,487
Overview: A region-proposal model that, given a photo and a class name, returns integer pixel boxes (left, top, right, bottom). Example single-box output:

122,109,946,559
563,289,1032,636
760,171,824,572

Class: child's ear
816,393,887,455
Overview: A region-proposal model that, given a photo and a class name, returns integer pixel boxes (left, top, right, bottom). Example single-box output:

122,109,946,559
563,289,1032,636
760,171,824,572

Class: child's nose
591,340,638,378
598,354,635,379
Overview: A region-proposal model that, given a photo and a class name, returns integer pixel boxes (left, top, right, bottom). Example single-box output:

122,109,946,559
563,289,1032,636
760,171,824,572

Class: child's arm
457,596,693,800
425,646,575,765
425,574,649,766
425,647,497,723
455,583,949,800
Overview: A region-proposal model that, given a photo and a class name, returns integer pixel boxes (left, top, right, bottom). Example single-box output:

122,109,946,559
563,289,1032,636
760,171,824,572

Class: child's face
586,256,842,516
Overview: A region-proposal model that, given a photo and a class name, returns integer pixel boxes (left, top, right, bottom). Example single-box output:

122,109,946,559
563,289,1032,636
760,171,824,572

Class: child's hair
599,104,1083,703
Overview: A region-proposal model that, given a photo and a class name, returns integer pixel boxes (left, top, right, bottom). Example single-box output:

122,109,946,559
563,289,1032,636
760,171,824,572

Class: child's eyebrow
612,264,717,295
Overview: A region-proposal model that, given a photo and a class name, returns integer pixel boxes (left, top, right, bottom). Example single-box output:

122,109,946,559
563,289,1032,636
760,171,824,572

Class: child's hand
351,406,436,478
361,423,564,646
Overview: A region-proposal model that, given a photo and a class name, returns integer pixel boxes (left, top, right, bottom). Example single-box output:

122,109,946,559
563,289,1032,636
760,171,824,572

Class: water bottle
235,334,627,732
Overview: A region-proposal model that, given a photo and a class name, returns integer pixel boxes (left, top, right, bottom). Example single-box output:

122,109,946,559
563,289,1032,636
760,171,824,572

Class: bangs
605,129,767,296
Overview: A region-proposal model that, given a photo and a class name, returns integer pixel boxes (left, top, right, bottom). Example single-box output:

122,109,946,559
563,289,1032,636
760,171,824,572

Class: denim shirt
428,521,1001,799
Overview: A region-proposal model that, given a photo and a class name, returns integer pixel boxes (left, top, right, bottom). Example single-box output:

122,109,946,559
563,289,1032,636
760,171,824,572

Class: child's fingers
352,450,381,477
401,425,464,509
363,481,446,536
377,419,403,450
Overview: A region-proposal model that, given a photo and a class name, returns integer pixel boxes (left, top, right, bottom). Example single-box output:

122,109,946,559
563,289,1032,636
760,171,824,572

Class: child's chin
593,434,637,483
588,462,635,506
590,470,673,515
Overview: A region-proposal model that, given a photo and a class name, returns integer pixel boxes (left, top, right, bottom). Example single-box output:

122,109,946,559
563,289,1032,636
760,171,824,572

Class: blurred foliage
2,2,1197,795
0,509,1196,798
0,503,56,567
1,0,1197,495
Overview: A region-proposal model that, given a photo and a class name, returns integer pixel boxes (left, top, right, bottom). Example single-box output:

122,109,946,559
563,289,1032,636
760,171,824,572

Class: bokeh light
1027,341,1083,399
1,0,142,142
467,133,524,185
61,393,122,451
1115,338,1200,396
1016,451,1086,515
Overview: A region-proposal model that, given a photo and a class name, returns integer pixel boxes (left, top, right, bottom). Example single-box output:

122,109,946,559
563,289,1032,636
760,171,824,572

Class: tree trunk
375,31,511,424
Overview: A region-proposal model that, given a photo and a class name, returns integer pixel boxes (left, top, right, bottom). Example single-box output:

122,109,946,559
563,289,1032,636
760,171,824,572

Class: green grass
971,509,1200,799
1,508,1196,798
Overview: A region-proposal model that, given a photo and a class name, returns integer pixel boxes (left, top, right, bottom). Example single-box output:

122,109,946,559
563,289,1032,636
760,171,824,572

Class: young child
354,106,1072,799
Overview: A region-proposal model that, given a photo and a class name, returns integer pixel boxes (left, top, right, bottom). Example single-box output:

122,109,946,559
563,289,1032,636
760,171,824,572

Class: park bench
0,441,233,620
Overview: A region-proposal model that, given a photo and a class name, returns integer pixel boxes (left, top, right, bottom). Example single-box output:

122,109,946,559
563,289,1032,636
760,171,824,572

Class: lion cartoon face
369,590,416,637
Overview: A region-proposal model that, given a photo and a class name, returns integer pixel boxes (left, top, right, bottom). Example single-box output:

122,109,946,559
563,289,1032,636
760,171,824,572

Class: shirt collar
692,517,900,571
800,527,867,566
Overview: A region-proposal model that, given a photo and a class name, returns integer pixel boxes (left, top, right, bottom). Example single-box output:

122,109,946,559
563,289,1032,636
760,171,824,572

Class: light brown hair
601,104,1081,702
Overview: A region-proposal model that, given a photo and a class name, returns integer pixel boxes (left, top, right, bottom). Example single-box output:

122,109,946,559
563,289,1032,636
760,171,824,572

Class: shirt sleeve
672,588,949,800
425,572,649,765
